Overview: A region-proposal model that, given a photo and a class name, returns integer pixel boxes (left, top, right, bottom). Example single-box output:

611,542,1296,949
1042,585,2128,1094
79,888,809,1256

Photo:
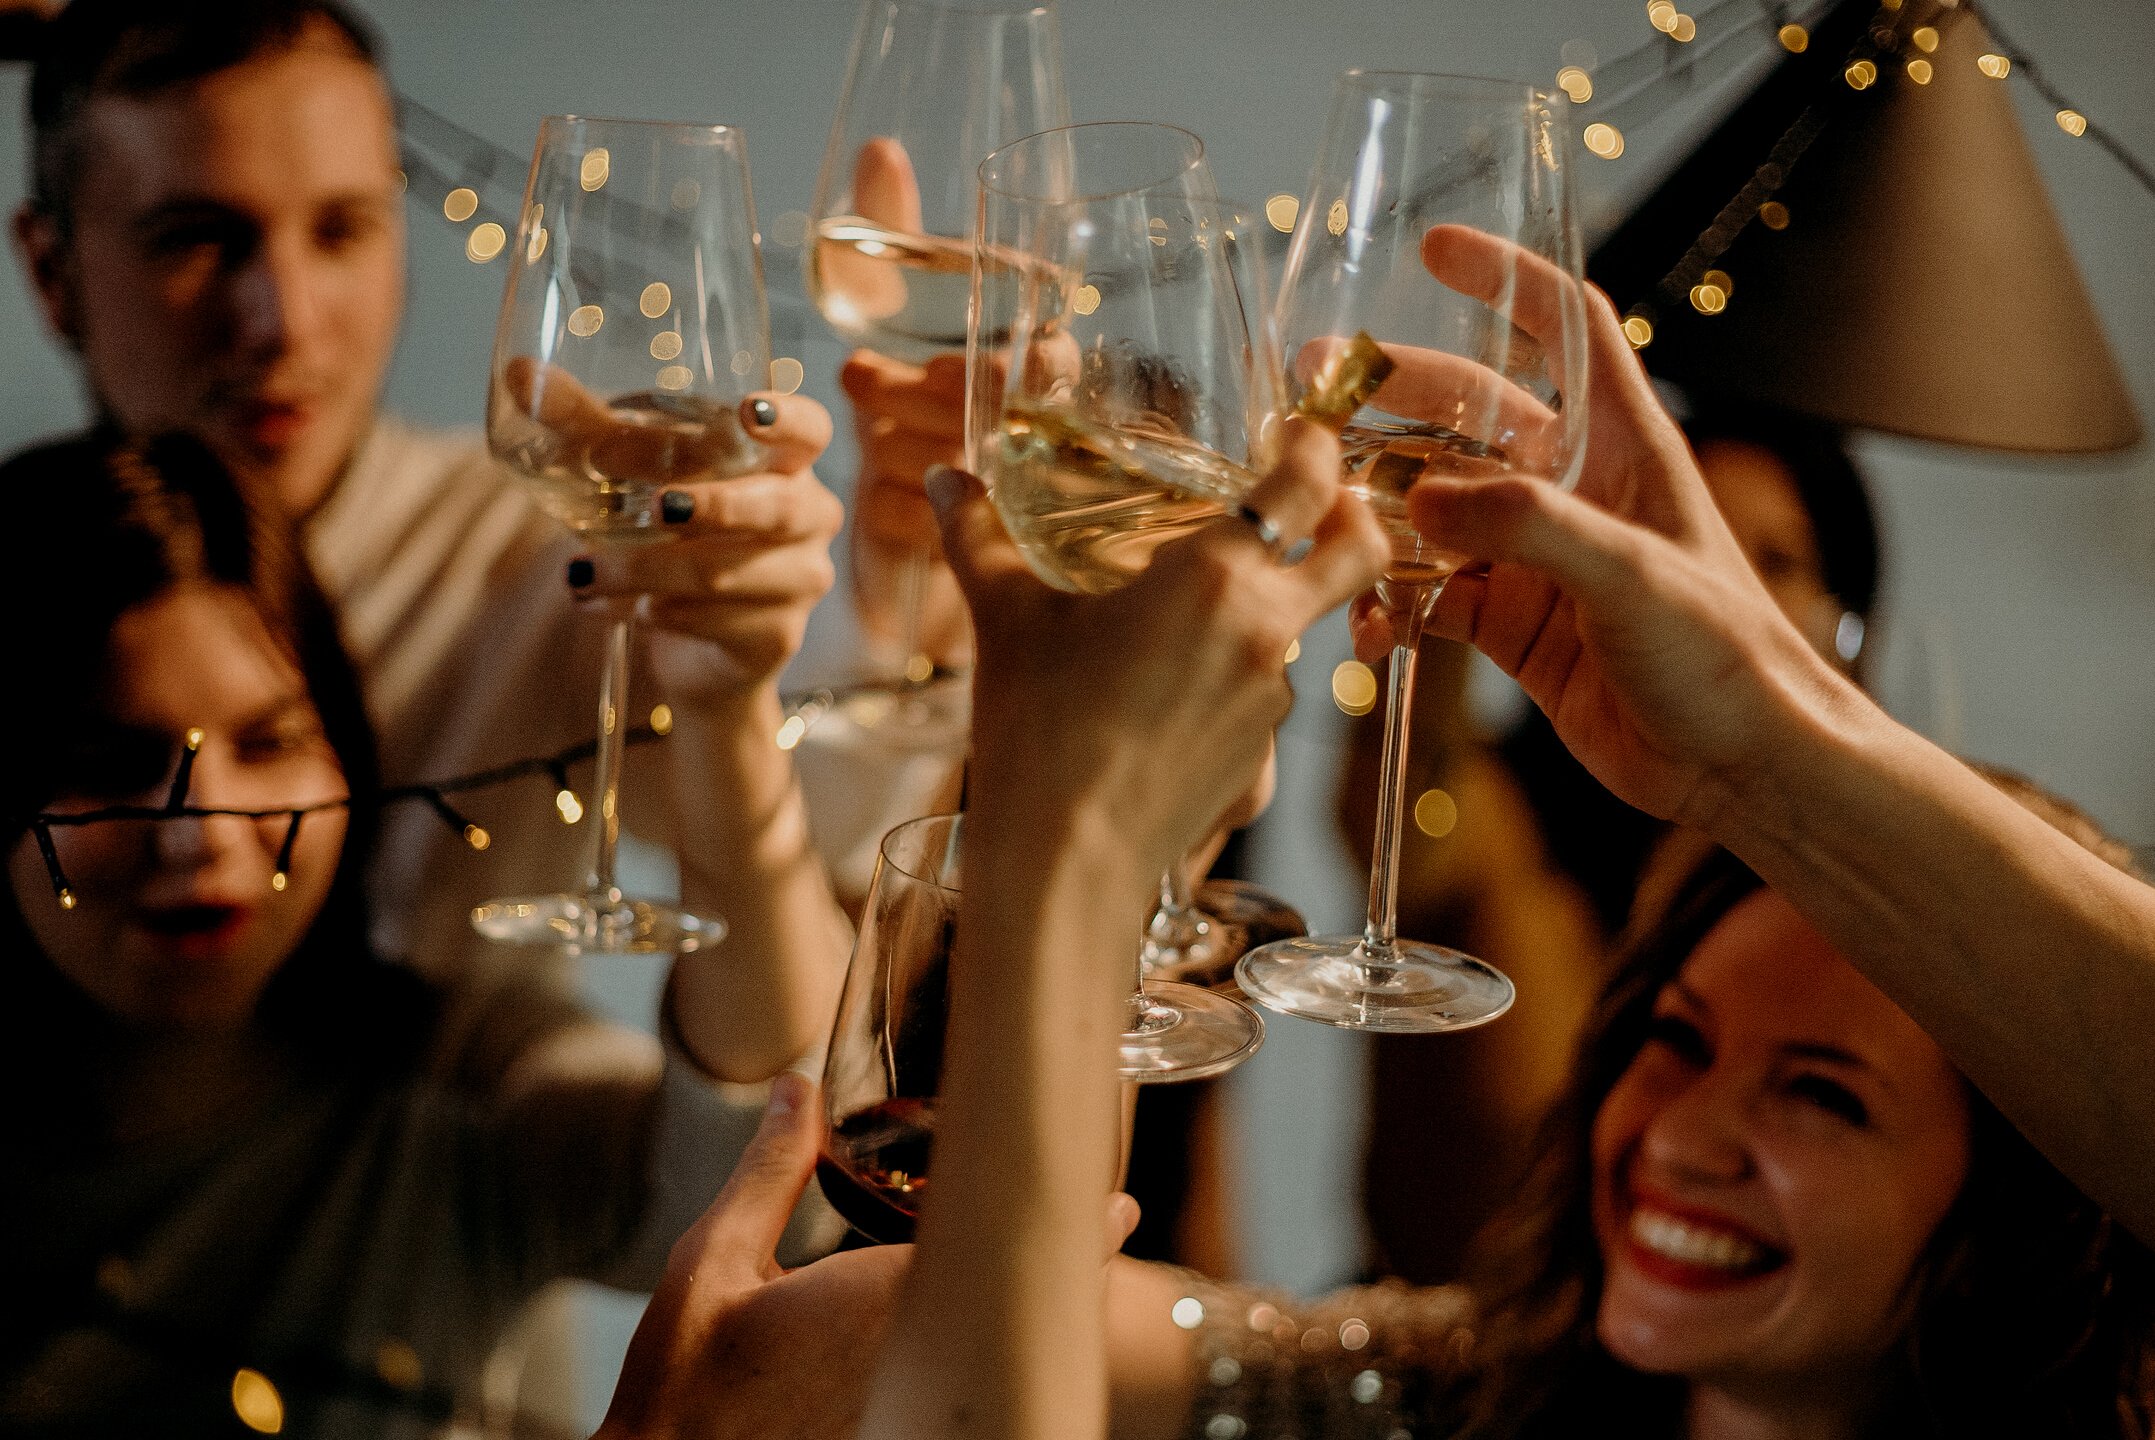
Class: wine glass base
1235,936,1514,1034
1143,880,1309,992
790,672,970,758
470,892,725,957
1119,980,1265,1084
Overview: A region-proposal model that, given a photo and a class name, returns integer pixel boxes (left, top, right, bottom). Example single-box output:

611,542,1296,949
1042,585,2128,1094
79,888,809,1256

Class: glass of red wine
817,811,962,1243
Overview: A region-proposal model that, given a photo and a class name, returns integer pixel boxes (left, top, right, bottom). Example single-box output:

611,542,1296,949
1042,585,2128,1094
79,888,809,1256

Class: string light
1689,281,1729,314
1701,268,1734,297
1646,1,1678,33
1264,194,1300,232
774,714,808,751
1413,788,1459,839
1326,199,1350,236
1759,200,1791,230
1556,66,1594,103
769,357,806,395
580,149,610,191
1778,23,1809,53
1284,637,1302,665
1669,14,1697,43
639,282,673,318
1622,312,1655,349
442,187,478,223
1906,58,1933,84
2057,109,2088,138
1845,59,1879,90
1977,52,2011,78
271,811,303,893
1331,660,1378,717
465,222,506,262
1584,123,1626,159
649,704,674,736
1072,284,1102,316
231,1369,284,1435
1911,25,1940,53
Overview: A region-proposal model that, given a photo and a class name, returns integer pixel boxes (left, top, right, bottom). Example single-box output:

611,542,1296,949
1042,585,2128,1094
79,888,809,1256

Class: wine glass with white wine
471,116,772,954
1236,71,1591,1032
800,0,1067,753
969,121,1285,1081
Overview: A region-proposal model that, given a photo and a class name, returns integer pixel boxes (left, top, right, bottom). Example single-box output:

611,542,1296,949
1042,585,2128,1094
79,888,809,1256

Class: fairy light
774,714,808,750
2057,109,2088,138
1778,23,1808,53
231,1369,284,1434
1646,1,1678,33
1669,14,1697,43
1622,312,1654,349
580,149,610,191
649,704,674,736
1555,66,1593,103
464,823,491,851
1413,788,1459,839
1906,58,1933,85
1326,199,1350,236
770,357,806,395
1690,281,1729,314
465,222,506,262
1977,53,2011,79
271,811,303,893
1264,194,1300,232
1845,59,1879,90
1583,123,1626,159
1331,661,1378,717
443,187,478,223
1072,284,1102,316
1701,268,1733,298
1284,637,1302,665
1911,25,1939,53
1759,200,1791,230
639,282,673,318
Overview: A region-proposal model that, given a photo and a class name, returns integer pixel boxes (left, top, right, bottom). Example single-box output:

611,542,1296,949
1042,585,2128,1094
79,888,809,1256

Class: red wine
817,1097,936,1244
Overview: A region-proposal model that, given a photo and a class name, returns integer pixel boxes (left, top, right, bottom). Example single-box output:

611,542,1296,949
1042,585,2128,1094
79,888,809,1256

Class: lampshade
1589,0,2141,454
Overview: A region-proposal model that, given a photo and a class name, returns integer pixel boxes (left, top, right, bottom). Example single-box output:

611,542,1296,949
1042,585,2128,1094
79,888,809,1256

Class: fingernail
660,489,694,524
743,396,778,430
924,463,964,515
768,1070,811,1118
566,556,594,589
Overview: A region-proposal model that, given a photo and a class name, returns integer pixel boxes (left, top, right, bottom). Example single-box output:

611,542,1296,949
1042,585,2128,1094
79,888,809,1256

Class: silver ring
1236,503,1284,554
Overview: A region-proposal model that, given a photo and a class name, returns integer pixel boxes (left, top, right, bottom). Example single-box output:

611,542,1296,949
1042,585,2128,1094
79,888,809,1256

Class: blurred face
1695,439,1842,663
7,584,348,1030
16,30,405,516
1590,890,1971,1396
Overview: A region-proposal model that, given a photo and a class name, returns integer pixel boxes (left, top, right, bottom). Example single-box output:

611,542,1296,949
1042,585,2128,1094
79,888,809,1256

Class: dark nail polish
566,557,595,588
746,397,778,429
660,489,695,524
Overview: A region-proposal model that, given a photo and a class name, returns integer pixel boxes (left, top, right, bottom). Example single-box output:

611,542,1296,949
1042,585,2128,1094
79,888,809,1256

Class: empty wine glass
1236,71,1590,1031
798,0,1067,751
471,116,771,954
969,121,1280,1081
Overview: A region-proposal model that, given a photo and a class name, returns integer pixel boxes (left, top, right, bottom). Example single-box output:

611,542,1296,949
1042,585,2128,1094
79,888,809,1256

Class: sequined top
1170,1274,1479,1438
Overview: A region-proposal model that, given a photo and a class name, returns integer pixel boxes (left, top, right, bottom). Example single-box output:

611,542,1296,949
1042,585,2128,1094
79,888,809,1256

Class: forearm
666,685,850,1082
860,800,1150,1440
1710,695,2155,1241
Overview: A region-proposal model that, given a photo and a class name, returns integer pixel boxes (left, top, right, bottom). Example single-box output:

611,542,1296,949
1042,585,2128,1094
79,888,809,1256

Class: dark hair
1680,397,1881,624
1454,802,2155,1438
0,428,427,1065
16,0,382,234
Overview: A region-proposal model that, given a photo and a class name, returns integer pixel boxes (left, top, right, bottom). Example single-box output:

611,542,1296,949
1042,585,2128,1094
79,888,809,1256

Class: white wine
993,405,1261,595
808,217,980,364
489,390,762,536
1339,420,1507,586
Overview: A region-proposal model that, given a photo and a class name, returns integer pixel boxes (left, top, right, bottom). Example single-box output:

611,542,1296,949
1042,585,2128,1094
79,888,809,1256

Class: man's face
19,35,405,515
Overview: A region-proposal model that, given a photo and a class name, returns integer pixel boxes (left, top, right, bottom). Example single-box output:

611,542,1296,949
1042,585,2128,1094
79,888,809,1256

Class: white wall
3,0,2151,1405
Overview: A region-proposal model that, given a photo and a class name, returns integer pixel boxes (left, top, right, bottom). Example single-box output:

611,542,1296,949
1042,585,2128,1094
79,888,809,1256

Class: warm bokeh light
1413,788,1459,839
466,222,506,262
1978,52,2012,79
1583,122,1626,159
271,871,289,892
1759,199,1791,230
1846,59,1879,90
58,887,77,910
375,1340,424,1393
1701,268,1733,297
1265,194,1300,232
231,1370,284,1434
1556,66,1593,103
1778,23,1809,52
1646,2,1678,33
1326,198,1350,235
2057,109,2089,137
1622,313,1654,349
650,704,675,736
1284,637,1302,665
770,357,806,395
1669,14,1697,43
1912,25,1939,53
905,653,936,684
463,823,491,851
1906,58,1934,84
656,364,693,392
555,788,584,824
568,305,604,338
1072,283,1101,316
775,715,808,751
580,149,611,191
650,331,683,361
443,187,478,223
1331,660,1378,716
639,282,673,318
1690,282,1728,314
526,227,549,263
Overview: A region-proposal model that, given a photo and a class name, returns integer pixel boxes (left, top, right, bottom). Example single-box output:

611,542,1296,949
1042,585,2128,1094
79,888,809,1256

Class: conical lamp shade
1590,0,2141,454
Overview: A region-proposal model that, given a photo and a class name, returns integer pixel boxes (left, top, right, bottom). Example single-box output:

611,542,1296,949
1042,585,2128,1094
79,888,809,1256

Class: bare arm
1376,226,2155,1243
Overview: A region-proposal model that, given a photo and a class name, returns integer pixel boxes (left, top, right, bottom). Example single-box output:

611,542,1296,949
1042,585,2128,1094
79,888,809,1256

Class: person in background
0,430,849,1437
9,0,851,984
1348,401,1883,1286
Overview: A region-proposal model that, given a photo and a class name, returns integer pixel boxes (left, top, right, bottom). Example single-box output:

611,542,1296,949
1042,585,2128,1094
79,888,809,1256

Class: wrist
1695,657,1892,859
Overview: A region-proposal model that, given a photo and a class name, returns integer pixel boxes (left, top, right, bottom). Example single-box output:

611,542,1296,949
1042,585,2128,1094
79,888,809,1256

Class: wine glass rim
542,113,749,139
1337,68,1557,104
879,812,964,893
872,0,1053,15
977,120,1207,204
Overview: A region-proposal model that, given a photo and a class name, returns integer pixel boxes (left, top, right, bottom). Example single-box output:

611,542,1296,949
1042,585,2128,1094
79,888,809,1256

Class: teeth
1630,1208,1767,1272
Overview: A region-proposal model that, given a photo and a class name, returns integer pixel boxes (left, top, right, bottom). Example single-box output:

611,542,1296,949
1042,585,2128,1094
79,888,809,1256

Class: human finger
1275,488,1391,634
687,1072,822,1279
854,135,926,233
740,392,834,474
926,462,1035,602
652,471,846,541
1196,414,1343,565
840,349,970,433
1106,1193,1141,1253
1419,224,1584,367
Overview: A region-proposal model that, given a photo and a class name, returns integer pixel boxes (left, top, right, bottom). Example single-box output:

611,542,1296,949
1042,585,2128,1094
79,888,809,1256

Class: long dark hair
0,428,427,1067
1453,788,2155,1438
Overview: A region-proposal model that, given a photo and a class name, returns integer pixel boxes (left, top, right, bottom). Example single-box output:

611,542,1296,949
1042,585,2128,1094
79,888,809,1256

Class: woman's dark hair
11,0,382,236
1452,784,2155,1439
0,427,426,1067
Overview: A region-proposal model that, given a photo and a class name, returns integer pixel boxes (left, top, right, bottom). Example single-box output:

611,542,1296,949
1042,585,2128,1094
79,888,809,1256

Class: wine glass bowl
471,116,772,955
1236,71,1588,1032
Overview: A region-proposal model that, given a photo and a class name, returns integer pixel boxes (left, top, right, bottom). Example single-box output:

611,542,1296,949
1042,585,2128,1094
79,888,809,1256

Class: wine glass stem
1362,581,1436,957
583,612,632,903
895,544,929,682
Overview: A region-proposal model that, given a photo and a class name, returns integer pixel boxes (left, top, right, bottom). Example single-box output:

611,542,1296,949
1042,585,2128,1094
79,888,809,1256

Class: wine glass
1236,71,1590,1031
818,812,961,1243
471,116,771,955
798,0,1067,751
968,121,1277,1081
